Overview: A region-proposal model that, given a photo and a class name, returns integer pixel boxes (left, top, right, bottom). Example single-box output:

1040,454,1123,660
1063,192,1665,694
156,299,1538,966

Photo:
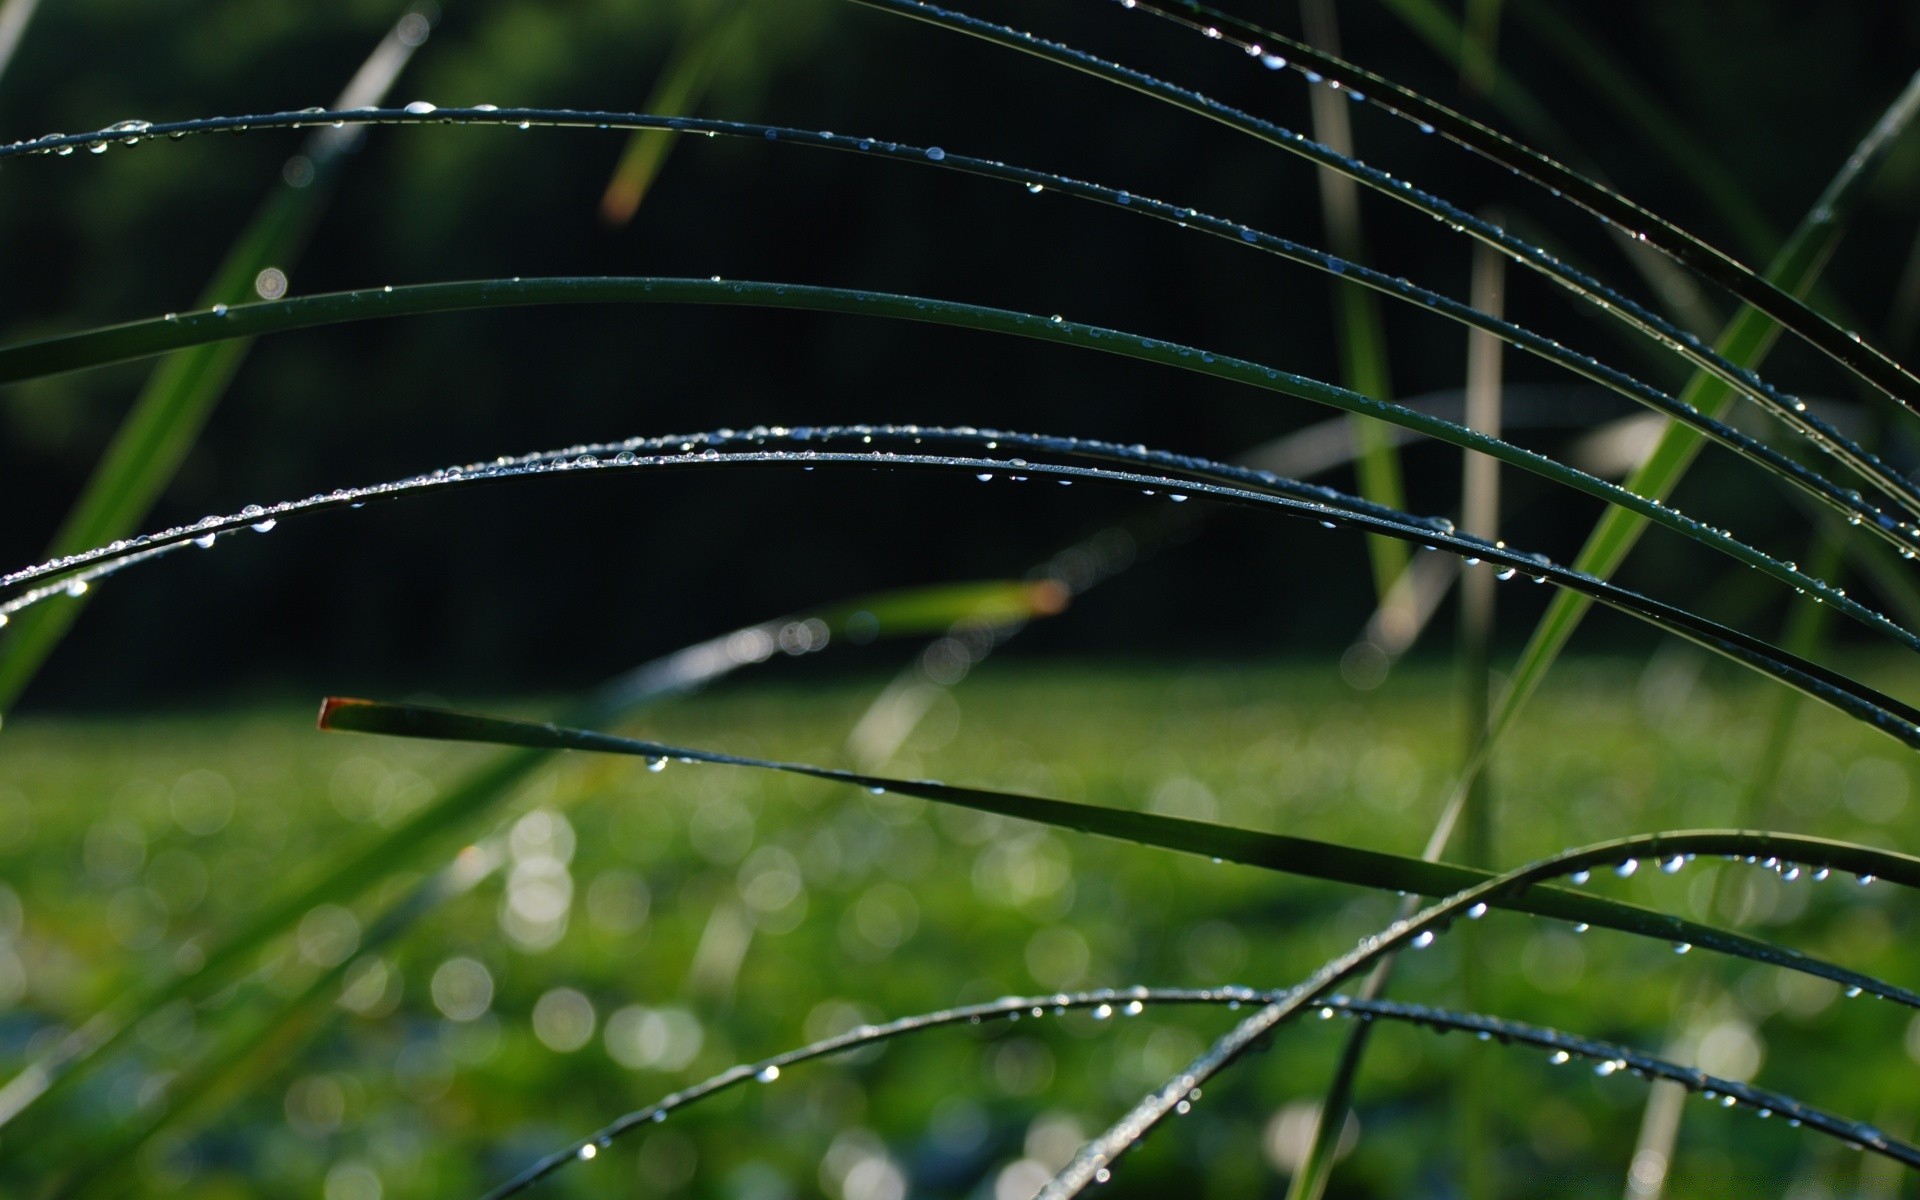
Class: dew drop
1026,182,1044,194
868,786,886,795
1615,858,1639,878
193,534,217,549
756,1065,780,1083
1569,869,1590,885
1660,854,1685,874
925,146,946,161
1410,930,1435,950
211,303,229,317
577,1143,597,1160
1549,1050,1571,1065
251,518,277,533
65,580,88,598
1673,942,1691,954
975,473,993,482
1845,985,1863,998
1123,1000,1144,1016
404,101,437,115
646,757,667,772
1466,902,1487,919
1092,1004,1112,1020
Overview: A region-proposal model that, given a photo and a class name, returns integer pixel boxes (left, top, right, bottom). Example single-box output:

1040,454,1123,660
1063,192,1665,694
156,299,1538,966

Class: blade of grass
1301,0,1408,607
10,424,1920,754
1064,0,1920,416
5,277,1914,665
319,696,1920,1008
0,10,433,717
6,108,1913,552
1042,832,1920,1196
0,0,39,91
477,988,1919,1200
0,574,1056,1141
599,0,749,225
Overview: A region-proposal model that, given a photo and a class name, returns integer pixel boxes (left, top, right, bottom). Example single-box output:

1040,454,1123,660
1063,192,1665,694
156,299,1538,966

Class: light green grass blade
0,11,432,717
1487,131,1902,750
318,696,1920,1008
600,0,749,225
0,575,1057,1148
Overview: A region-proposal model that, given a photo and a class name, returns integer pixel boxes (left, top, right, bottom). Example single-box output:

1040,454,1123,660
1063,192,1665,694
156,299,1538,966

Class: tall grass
2,1,1919,1196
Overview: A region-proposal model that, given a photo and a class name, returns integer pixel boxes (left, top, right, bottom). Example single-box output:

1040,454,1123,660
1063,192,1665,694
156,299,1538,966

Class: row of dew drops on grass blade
5,0,1920,1194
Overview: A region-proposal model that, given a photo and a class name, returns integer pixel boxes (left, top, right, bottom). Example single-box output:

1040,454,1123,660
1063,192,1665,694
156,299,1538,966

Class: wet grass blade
0,574,1055,1146
0,11,432,717
5,277,1914,661
1059,0,1920,416
9,424,1920,753
318,696,1920,1009
1485,66,1920,752
4,109,1912,551
1042,833,1920,1196
474,987,1915,1200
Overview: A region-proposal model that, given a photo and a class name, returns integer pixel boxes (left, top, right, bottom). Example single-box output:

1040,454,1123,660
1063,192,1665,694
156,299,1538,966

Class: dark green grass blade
5,278,1914,665
0,11,431,716
5,110,1913,550
318,696,1920,1010
599,0,749,225
9,424,1920,755
1043,833,1920,1196
1487,98,1911,751
1057,0,1920,416
0,575,1054,1144
477,987,1918,1200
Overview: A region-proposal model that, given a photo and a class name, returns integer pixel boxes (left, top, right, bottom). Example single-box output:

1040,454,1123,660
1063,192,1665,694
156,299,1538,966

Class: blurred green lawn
2,658,1916,1198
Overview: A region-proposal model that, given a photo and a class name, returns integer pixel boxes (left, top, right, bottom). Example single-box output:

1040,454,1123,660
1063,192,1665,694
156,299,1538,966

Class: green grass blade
1046,831,1920,1195
6,277,1915,664
10,424,1920,753
1064,0,1920,415
0,11,432,717
318,696,1920,1010
599,0,749,225
5,108,1912,548
477,988,1919,1200
1301,0,1408,606
1487,100,1907,750
0,574,1055,1146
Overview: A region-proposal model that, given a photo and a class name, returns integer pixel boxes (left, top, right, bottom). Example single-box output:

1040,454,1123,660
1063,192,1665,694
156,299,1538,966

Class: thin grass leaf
0,10,432,717
5,271,1915,665
0,575,1053,1142
477,987,1916,1200
317,696,1920,1011
5,108,1913,556
0,0,39,91
1063,0,1920,418
599,0,749,225
1042,832,1920,1196
1300,0,1409,607
9,424,1920,752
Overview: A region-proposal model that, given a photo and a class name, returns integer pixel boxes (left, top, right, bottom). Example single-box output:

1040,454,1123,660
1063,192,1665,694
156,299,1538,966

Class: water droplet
251,518,277,533
1496,566,1517,581
868,786,885,795
1549,1050,1571,1065
1123,1000,1144,1016
211,303,229,317
1845,985,1863,998
1594,1060,1620,1076
1660,855,1685,874
1095,1168,1111,1184
1466,902,1487,919
756,1065,780,1083
65,580,88,597
1092,1004,1112,1020
577,1143,597,1160
1615,858,1639,878
1410,930,1435,949
1673,942,1691,954
646,757,667,772
1169,494,1188,503
1857,873,1876,886
1026,182,1044,194
193,534,217,549
1572,923,1589,933
1174,1099,1191,1115
1569,869,1590,885
925,146,945,161
404,101,437,115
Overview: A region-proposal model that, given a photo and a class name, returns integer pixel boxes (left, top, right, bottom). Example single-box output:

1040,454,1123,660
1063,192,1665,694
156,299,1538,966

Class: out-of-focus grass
2,658,1915,1197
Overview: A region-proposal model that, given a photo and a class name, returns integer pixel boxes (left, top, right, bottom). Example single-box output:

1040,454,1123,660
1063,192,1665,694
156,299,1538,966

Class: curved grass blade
476,987,1913,1200
0,10,433,718
1041,833,1920,1196
1484,61,1920,758
1067,0,1920,417
0,574,1053,1143
0,0,40,92
9,423,1920,753
3,276,1914,665
3,109,1916,552
317,696,1920,1010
